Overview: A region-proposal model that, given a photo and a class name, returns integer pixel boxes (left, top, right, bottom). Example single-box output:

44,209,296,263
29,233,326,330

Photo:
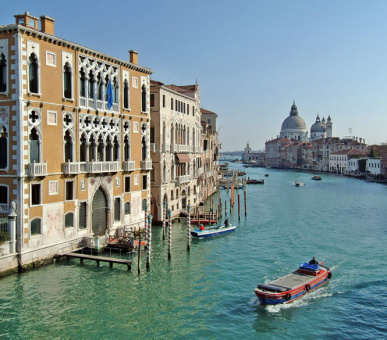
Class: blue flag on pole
106,80,114,110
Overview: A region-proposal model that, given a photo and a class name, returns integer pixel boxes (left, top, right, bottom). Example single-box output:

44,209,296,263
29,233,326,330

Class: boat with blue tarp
254,260,332,305
190,223,236,238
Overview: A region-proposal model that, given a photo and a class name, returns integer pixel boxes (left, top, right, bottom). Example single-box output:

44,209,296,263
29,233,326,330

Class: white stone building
149,80,203,221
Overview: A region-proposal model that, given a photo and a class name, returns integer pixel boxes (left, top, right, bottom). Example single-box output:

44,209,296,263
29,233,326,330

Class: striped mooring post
187,204,191,251
146,214,152,269
144,203,148,243
168,209,172,260
162,201,167,240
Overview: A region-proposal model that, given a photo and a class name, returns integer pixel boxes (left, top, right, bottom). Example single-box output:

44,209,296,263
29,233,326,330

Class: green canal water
1,165,387,339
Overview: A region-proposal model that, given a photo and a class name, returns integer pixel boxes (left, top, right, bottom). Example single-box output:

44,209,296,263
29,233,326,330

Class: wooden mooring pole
238,194,241,220
244,189,247,216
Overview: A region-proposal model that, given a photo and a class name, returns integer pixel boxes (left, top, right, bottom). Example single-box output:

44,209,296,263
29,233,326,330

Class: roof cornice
0,24,153,75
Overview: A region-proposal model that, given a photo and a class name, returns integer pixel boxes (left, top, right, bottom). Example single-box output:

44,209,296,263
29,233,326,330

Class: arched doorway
92,187,108,236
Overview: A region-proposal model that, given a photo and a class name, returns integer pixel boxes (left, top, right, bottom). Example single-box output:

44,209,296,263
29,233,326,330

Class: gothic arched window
29,53,39,93
64,130,73,162
123,79,129,109
124,135,130,161
141,84,147,112
113,77,118,104
63,62,72,99
88,71,94,98
0,53,7,92
0,126,7,169
80,68,86,97
29,127,40,163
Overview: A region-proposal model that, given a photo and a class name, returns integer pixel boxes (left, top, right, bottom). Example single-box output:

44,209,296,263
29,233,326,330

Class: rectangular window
150,94,155,107
142,175,147,190
31,183,41,205
31,219,41,235
150,127,155,143
125,176,131,192
187,105,189,115
114,197,121,221
65,181,74,201
79,202,87,229
163,95,166,108
171,98,174,110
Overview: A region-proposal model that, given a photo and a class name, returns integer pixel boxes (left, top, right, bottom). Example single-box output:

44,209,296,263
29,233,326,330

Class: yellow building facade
0,12,152,272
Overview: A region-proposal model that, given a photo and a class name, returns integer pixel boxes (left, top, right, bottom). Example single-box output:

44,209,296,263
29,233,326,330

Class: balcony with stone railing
63,162,87,175
170,144,191,153
123,160,135,172
141,160,152,171
28,161,47,178
87,161,119,174
177,175,190,184
162,144,170,153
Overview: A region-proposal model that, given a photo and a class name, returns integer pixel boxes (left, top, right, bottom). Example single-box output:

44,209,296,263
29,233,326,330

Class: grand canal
1,165,387,339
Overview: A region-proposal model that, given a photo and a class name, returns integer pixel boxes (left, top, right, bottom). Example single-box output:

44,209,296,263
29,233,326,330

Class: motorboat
190,224,236,238
254,262,332,305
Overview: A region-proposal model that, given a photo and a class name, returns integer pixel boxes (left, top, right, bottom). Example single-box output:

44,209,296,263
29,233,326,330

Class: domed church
279,101,308,142
279,102,333,142
310,114,332,141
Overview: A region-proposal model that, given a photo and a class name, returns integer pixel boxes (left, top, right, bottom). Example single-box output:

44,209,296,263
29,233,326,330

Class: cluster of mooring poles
138,187,247,273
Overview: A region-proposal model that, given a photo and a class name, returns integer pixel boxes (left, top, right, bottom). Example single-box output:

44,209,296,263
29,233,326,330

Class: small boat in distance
247,179,264,184
254,261,332,305
190,223,236,238
312,175,322,181
295,181,302,187
265,174,269,177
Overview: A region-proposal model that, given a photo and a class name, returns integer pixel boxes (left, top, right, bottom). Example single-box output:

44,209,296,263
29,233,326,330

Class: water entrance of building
92,187,108,236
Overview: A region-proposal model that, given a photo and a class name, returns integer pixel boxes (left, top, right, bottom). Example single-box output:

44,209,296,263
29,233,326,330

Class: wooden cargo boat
191,224,236,238
312,175,322,180
254,262,332,305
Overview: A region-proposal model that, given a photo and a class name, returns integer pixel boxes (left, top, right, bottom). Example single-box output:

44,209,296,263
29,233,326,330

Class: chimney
14,12,39,30
129,50,138,64
40,15,55,35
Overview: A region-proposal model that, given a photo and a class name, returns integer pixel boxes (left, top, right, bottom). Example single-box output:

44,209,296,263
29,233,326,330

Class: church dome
280,102,307,130
311,114,326,133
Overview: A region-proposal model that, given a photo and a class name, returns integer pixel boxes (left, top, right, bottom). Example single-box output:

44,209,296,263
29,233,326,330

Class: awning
176,153,191,163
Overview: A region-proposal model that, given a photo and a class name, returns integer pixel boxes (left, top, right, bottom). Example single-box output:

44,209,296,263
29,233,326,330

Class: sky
2,0,387,151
